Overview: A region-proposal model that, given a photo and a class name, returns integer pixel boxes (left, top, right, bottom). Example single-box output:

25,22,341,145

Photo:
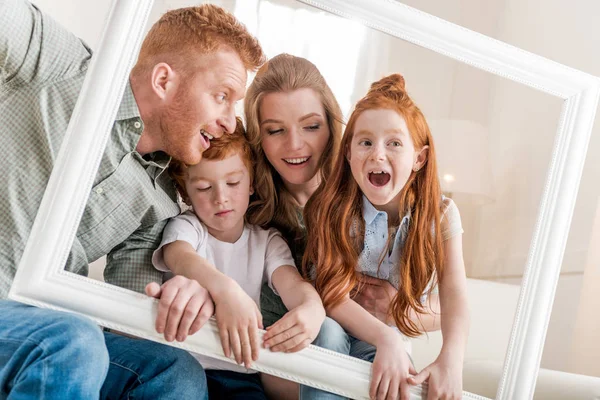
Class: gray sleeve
0,0,91,86
103,221,168,294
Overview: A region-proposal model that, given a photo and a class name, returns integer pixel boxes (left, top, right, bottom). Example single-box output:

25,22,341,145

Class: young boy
152,119,325,399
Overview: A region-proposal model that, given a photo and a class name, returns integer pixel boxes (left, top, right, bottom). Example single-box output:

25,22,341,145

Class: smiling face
259,88,331,193
185,153,253,242
348,108,428,215
160,49,247,165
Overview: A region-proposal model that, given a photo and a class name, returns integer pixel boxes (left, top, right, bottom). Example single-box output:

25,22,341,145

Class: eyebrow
355,128,406,136
189,169,244,183
260,112,323,126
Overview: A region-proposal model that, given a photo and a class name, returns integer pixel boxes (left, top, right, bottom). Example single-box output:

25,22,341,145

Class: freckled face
161,50,247,165
185,153,253,242
348,108,422,213
259,88,330,189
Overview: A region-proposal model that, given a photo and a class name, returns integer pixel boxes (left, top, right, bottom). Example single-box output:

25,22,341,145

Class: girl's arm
261,266,326,352
163,240,263,368
408,234,470,398
437,234,469,362
328,297,416,400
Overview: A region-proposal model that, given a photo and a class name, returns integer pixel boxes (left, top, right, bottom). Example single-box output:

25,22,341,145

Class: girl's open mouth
368,171,390,187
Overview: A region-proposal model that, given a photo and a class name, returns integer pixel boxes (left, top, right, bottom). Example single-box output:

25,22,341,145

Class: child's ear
413,145,429,171
249,185,254,196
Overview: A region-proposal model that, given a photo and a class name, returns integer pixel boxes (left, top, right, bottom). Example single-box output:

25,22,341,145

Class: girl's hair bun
368,73,406,95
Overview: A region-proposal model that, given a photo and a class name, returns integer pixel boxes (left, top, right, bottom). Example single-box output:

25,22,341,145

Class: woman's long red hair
303,74,444,337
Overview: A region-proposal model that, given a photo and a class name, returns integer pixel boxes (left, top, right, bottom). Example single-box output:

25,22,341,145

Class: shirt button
95,187,104,194
134,121,141,129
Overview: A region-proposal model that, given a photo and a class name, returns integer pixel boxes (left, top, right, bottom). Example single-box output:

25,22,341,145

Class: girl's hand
408,352,463,400
214,283,263,368
262,299,325,353
371,329,416,400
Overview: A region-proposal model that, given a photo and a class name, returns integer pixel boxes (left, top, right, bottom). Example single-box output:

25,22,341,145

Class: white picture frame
8,0,599,399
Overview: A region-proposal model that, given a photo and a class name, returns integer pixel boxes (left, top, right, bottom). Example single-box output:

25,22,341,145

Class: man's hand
354,274,397,324
145,275,214,342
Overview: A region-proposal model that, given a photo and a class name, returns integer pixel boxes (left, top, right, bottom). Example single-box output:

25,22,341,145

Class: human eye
216,93,227,103
197,186,211,192
227,181,240,187
305,123,320,131
358,139,372,146
266,128,284,135
389,140,402,147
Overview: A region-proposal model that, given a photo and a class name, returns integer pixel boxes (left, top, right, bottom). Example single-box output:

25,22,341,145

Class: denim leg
206,370,266,400
0,299,109,399
348,337,377,362
101,332,207,400
299,318,351,400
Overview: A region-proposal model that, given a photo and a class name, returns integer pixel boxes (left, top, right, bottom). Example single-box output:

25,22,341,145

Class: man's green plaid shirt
0,0,181,298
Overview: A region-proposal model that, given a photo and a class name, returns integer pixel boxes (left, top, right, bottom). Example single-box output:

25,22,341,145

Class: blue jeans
300,317,377,400
0,300,208,400
205,370,266,400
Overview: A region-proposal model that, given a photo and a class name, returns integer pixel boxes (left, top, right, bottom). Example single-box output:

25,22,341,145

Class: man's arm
0,0,91,85
105,221,215,342
104,221,166,292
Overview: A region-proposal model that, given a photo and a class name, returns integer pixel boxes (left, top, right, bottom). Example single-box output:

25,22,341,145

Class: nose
213,185,228,205
369,143,386,162
287,128,304,151
218,106,237,135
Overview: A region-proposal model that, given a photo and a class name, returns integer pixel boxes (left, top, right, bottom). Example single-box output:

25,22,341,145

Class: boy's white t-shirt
152,210,295,373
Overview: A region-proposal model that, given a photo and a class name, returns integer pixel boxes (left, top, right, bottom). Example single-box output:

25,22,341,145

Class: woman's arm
354,274,442,331
261,265,325,352
272,265,323,313
328,295,397,346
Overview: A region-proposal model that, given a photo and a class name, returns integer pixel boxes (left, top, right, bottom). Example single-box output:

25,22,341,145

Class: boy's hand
214,283,263,369
262,300,325,353
145,276,214,342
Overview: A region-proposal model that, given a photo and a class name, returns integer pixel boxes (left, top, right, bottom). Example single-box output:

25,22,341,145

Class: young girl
303,74,469,400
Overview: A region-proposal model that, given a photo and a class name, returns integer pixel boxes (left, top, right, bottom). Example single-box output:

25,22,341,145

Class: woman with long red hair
302,74,469,400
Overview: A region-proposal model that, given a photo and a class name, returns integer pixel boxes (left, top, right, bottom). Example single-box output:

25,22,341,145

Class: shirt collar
362,195,387,226
361,194,411,227
115,81,141,122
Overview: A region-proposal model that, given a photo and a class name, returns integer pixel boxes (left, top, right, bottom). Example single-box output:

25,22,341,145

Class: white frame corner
9,0,600,399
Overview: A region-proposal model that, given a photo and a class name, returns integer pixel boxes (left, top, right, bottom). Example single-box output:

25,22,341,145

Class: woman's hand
354,274,396,324
371,329,416,400
408,352,463,400
262,299,325,353
213,283,263,368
